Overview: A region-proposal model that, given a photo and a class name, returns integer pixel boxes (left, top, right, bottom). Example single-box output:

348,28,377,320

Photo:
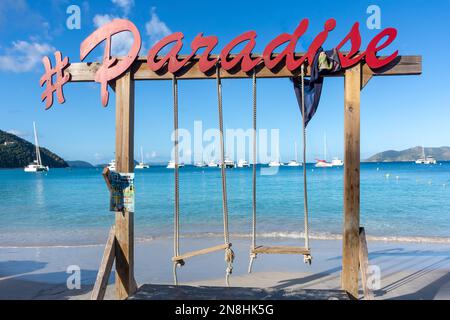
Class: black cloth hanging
292,48,341,127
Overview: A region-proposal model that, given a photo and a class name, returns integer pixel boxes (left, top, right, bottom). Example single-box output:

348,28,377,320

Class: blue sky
0,0,449,164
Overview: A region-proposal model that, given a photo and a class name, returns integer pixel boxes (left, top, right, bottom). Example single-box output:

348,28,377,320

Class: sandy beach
1,237,449,300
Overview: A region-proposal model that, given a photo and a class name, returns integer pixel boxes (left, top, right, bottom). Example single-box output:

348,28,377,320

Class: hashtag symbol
40,51,70,110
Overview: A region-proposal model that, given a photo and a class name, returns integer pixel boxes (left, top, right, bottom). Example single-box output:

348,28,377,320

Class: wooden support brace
91,226,116,300
359,227,374,300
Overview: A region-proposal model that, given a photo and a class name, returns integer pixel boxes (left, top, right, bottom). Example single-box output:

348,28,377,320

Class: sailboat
24,122,49,172
331,158,344,167
167,160,184,169
287,142,302,167
135,146,150,169
237,159,250,168
220,158,236,168
315,133,333,168
268,159,283,167
207,160,219,168
194,153,207,167
194,161,207,168
415,146,437,165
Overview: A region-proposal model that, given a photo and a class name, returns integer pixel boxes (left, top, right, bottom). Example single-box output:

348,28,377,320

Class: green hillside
366,146,450,162
0,129,68,168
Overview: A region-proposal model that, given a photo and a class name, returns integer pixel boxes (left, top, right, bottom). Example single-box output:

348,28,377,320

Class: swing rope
172,75,184,285
248,64,311,274
216,62,234,286
249,70,258,271
301,64,311,258
171,65,234,286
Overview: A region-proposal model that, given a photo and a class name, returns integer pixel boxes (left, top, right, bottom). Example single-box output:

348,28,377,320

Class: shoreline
2,231,450,249
1,237,450,300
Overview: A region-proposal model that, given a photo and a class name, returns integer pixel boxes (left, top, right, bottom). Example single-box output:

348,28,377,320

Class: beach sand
1,237,450,300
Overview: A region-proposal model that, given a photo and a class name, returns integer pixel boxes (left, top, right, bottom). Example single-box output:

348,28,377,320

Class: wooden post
342,63,361,299
115,71,136,299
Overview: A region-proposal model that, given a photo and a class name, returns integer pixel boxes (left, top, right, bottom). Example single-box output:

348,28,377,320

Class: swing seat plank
172,243,231,262
251,246,310,255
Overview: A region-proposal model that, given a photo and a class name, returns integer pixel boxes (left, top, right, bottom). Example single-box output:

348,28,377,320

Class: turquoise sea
0,162,449,246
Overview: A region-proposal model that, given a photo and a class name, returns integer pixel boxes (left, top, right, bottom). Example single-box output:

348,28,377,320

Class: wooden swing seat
172,243,231,262
251,246,310,255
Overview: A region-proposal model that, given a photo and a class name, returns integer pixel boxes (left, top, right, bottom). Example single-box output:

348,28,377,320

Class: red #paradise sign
42,18,398,108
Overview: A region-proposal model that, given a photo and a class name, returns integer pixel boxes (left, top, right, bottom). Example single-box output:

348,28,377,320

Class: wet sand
1,237,450,300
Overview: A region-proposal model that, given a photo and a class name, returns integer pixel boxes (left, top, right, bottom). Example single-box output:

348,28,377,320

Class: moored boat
24,122,49,173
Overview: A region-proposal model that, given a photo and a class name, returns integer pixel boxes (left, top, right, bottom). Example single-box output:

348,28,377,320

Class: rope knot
225,247,235,264
225,247,235,275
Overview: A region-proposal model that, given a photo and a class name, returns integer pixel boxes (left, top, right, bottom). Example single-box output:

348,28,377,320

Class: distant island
366,146,450,162
0,129,68,168
66,160,94,168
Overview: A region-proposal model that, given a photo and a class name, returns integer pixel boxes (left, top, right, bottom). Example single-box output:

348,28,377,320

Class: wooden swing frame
75,54,421,300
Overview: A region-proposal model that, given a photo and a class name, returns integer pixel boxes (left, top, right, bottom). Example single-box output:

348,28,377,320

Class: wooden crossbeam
251,246,311,255
67,55,422,82
172,243,230,262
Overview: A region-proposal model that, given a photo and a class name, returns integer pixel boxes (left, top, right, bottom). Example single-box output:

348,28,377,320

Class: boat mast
140,146,144,164
33,122,42,166
324,133,327,162
295,142,298,162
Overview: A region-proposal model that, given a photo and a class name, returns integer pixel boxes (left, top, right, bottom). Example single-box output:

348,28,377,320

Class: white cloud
0,40,55,73
111,0,134,15
145,7,172,45
91,7,171,57
93,14,135,56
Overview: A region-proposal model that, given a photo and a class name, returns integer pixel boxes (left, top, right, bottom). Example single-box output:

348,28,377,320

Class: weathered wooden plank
359,227,374,300
366,55,422,77
114,71,136,300
172,243,230,262
91,226,116,300
130,284,350,300
66,55,422,82
342,63,361,300
252,246,310,255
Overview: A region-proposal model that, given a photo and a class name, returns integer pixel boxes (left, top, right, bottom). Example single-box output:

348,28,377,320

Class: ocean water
0,162,449,246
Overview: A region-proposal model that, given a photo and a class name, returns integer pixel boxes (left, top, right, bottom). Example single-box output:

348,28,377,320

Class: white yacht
221,158,236,168
135,146,150,169
24,122,49,173
331,158,344,167
287,160,301,167
315,159,333,168
167,161,184,169
287,142,302,167
415,146,437,164
237,159,250,168
268,160,283,167
107,159,116,172
208,160,219,168
194,161,207,168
